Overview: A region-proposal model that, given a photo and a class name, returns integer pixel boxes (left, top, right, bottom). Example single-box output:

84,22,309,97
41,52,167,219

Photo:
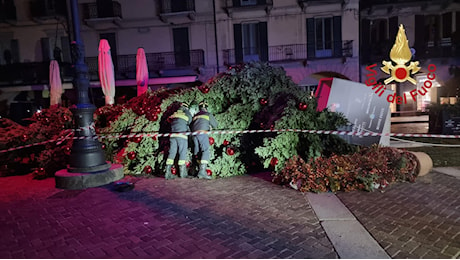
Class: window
233,22,268,63
242,23,259,62
315,17,333,57
307,16,342,59
370,19,388,44
240,0,257,6
442,13,452,39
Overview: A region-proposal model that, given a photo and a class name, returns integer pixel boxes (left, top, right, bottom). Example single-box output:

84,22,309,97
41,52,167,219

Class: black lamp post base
55,163,124,190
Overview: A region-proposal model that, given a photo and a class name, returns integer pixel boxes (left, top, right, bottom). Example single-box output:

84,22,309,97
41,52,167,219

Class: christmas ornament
21,134,28,142
270,157,279,167
209,137,215,145
132,136,142,143
200,86,210,93
298,102,308,111
127,151,136,160
226,147,235,156
223,140,229,146
101,144,106,149
206,169,212,176
171,167,177,175
144,165,152,174
259,98,268,105
150,114,158,121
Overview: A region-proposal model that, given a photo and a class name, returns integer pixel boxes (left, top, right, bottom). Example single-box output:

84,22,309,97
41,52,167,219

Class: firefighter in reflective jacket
190,101,218,179
165,102,192,180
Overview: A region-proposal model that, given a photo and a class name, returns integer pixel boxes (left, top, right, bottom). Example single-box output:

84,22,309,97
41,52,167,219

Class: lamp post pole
67,0,110,173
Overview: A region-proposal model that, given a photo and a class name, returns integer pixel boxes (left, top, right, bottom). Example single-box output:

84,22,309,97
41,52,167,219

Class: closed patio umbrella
98,39,115,105
49,60,62,106
136,47,149,96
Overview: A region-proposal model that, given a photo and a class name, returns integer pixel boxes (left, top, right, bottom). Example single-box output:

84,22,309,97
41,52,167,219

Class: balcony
223,41,353,65
0,50,204,87
159,0,195,22
0,1,16,23
85,49,204,80
0,62,73,87
297,0,342,12
30,0,67,21
81,1,122,29
224,0,273,17
361,39,460,64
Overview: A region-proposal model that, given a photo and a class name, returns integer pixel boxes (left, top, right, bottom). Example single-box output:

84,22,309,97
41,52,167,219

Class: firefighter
165,102,192,179
190,101,218,180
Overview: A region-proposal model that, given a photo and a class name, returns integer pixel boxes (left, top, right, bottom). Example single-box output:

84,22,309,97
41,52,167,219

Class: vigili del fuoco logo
365,24,436,104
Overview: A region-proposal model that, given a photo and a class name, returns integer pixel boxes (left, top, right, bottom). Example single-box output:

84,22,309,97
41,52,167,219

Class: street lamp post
67,0,110,173
55,0,124,189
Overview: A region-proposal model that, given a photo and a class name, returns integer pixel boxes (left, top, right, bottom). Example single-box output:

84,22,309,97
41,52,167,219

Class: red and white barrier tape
2,128,460,154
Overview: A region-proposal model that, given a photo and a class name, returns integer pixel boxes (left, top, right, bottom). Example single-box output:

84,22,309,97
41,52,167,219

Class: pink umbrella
98,39,115,105
136,47,149,96
49,60,62,106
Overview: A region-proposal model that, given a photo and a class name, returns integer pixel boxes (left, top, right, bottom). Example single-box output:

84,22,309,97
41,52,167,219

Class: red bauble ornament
152,135,157,141
151,114,158,121
144,165,153,174
298,102,308,111
270,157,279,167
209,137,215,145
260,122,265,129
200,86,210,93
259,98,268,106
133,136,142,143
226,147,235,156
206,169,212,176
64,147,71,155
127,151,136,160
21,134,28,142
223,140,229,146
186,161,191,168
171,167,177,175
101,144,106,149
155,106,161,113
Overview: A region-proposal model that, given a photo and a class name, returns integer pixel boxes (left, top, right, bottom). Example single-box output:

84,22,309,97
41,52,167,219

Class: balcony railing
30,0,67,19
224,0,273,16
85,49,204,80
0,50,204,86
0,1,16,22
159,0,195,13
223,41,353,65
81,1,122,19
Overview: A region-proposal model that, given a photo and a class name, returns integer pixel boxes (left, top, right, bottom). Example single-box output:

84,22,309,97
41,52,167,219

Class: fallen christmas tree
95,62,353,178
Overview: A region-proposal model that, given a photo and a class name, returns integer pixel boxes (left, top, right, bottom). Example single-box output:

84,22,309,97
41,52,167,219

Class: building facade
0,0,458,120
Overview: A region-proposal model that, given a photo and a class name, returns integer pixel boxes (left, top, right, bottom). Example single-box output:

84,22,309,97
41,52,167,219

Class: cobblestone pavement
0,172,336,259
337,171,460,259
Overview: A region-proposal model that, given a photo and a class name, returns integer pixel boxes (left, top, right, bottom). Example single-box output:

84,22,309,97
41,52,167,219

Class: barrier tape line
2,128,460,154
